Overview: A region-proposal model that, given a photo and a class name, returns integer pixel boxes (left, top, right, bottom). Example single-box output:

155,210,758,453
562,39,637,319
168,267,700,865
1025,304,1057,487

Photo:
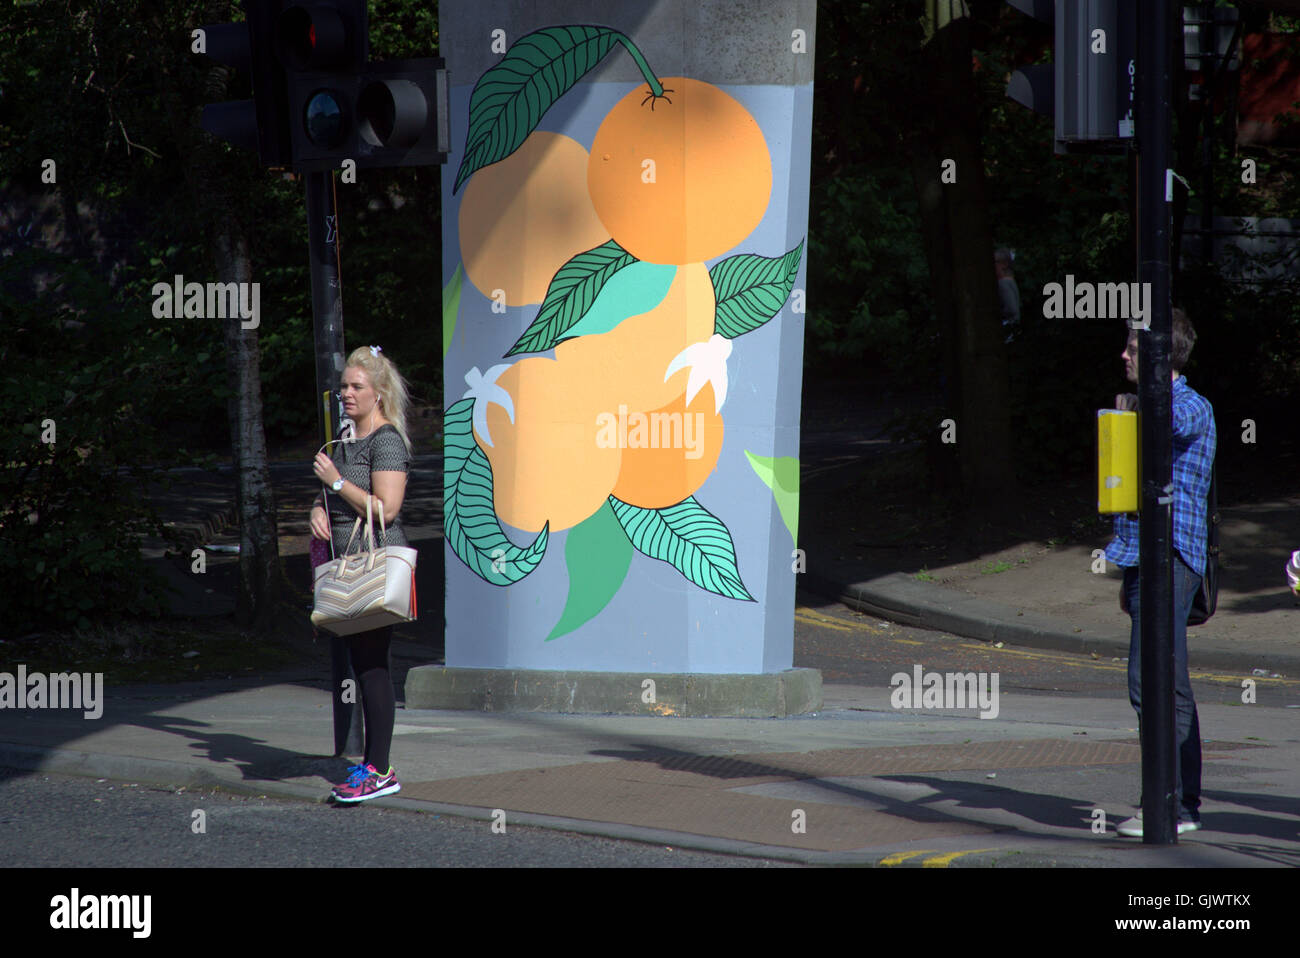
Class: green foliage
807,1,930,381
339,167,443,408
369,0,440,59
1180,248,1300,416
0,247,192,633
807,169,932,372
1005,320,1115,482
0,0,444,454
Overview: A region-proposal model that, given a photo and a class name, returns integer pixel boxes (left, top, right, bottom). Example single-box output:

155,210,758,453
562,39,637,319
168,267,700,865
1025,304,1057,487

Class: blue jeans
1122,556,1202,819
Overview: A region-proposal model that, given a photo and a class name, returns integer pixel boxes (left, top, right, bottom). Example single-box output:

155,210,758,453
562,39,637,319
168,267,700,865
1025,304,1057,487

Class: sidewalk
4,672,1298,866
3,455,1299,866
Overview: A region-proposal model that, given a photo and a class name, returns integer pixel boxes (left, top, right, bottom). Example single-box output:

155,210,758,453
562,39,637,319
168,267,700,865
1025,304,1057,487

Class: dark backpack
1187,462,1219,626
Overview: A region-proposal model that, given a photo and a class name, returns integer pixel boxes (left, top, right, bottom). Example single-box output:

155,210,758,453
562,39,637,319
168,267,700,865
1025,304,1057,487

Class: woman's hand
312,452,341,487
310,504,331,541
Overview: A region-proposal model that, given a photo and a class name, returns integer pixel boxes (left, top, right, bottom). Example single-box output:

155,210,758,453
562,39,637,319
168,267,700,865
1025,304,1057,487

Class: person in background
994,247,1020,341
1107,309,1216,838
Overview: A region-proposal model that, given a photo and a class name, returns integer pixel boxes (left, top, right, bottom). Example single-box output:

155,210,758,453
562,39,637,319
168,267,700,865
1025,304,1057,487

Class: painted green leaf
608,495,754,601
547,500,634,640
506,241,641,355
710,239,805,339
442,263,463,358
561,261,676,340
453,25,621,194
744,451,800,546
444,398,548,584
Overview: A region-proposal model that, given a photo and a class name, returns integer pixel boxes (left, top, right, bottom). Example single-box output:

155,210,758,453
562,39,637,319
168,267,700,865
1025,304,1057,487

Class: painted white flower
463,364,515,447
664,334,732,414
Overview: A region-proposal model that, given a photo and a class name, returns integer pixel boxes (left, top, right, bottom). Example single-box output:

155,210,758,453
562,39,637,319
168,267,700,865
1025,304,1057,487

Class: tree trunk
176,12,281,633
908,130,962,498
215,227,281,632
908,10,1016,512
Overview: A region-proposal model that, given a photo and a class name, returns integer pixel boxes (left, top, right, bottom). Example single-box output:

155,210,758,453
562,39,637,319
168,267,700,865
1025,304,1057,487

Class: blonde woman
309,345,413,803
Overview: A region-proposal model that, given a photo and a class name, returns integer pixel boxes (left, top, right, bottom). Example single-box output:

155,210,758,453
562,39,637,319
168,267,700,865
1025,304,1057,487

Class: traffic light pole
306,169,364,758
1136,0,1178,845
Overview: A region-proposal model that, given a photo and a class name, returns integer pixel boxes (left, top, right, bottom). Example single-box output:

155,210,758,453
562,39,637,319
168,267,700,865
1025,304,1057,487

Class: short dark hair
1171,307,1196,372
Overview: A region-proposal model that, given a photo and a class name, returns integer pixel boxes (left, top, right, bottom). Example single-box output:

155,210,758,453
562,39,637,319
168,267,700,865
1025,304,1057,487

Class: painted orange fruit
587,77,772,265
475,355,621,533
609,383,724,509
553,261,716,415
459,131,611,307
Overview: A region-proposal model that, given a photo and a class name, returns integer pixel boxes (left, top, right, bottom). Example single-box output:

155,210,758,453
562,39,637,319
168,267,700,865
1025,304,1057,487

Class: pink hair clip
369,345,382,357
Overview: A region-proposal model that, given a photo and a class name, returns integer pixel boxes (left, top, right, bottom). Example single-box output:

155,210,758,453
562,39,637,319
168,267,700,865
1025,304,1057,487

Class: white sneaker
1117,813,1201,837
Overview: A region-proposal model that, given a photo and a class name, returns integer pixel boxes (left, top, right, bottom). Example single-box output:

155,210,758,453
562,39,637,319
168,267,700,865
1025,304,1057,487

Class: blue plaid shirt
1105,376,1216,575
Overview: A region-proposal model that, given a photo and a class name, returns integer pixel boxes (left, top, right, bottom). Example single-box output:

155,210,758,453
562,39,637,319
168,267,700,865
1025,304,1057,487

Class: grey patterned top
324,423,411,556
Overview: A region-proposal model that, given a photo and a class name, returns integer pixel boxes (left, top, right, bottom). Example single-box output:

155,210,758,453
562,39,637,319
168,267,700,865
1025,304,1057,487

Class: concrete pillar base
404,666,823,717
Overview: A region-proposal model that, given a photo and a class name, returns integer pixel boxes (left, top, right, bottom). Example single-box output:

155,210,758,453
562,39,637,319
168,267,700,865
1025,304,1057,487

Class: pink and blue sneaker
331,764,401,803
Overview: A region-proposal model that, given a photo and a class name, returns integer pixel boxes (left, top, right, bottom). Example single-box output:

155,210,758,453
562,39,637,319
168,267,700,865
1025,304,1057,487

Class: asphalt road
794,594,1300,709
0,769,794,868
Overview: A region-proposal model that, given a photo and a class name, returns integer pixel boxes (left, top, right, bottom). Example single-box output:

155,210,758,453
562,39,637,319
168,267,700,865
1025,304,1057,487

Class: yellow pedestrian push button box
1098,409,1139,514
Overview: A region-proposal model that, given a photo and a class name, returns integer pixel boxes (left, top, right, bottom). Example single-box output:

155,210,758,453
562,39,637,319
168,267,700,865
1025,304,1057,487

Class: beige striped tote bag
311,497,417,636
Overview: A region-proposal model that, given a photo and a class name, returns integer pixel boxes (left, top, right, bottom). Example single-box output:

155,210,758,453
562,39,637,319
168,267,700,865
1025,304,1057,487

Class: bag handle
315,429,354,562
361,497,389,572
341,517,364,559
316,426,388,568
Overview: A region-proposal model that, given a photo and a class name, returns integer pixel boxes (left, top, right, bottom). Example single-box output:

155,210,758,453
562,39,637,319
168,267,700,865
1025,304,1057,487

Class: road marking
1190,670,1295,686
795,607,869,633
961,642,1127,673
879,850,933,866
965,642,1300,687
922,849,996,867
392,724,456,735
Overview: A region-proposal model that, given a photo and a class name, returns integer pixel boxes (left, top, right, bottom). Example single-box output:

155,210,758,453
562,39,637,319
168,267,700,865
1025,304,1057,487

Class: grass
981,560,1013,575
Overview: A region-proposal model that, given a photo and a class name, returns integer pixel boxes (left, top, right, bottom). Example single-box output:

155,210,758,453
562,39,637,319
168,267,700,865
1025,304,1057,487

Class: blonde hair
344,347,413,454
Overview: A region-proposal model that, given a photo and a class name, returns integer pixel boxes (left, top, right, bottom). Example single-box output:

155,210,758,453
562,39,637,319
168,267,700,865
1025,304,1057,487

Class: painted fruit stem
613,33,664,98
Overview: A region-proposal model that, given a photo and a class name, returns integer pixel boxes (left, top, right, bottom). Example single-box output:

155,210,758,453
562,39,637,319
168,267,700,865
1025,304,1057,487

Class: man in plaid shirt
1106,308,1216,838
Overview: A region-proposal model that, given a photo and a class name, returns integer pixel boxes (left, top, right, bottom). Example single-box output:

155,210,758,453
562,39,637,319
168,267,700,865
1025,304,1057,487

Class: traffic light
198,1,449,172
197,1,293,167
275,0,448,171
1006,0,1137,153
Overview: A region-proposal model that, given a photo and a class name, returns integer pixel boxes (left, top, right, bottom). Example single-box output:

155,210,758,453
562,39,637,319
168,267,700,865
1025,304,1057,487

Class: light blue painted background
441,9,814,673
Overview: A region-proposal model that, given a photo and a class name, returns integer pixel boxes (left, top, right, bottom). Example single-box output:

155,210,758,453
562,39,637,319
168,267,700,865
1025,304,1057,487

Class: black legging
349,626,395,773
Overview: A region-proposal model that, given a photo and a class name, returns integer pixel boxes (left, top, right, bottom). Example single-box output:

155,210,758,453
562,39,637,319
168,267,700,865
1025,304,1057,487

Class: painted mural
443,24,804,647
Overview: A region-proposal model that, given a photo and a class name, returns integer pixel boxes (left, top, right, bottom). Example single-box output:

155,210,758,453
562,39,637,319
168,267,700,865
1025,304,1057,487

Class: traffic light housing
1006,0,1136,154
198,0,449,172
198,1,293,167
